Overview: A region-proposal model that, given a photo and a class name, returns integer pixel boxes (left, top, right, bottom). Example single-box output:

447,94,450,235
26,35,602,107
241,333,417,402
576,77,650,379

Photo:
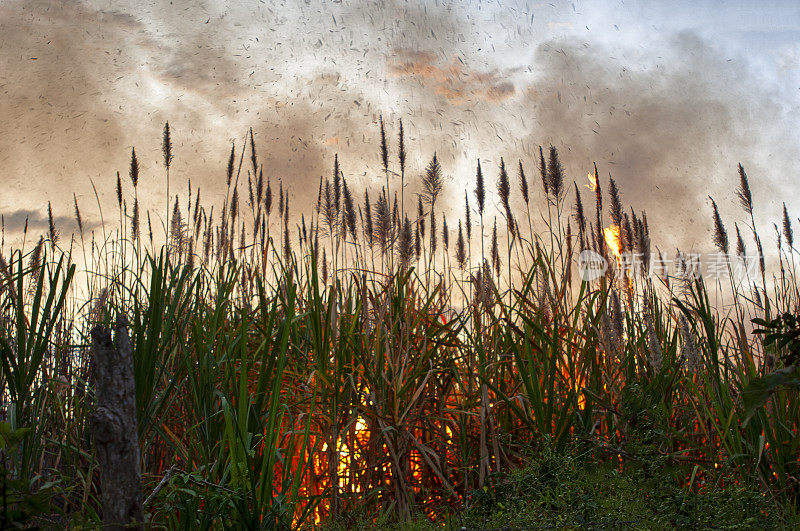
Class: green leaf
741,365,800,425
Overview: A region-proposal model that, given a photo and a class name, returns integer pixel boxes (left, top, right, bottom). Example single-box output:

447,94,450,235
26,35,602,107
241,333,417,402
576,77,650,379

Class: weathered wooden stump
90,318,143,530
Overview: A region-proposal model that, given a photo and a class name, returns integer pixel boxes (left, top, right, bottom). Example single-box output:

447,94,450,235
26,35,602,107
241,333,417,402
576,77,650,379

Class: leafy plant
742,314,800,424
753,312,800,365
0,422,59,528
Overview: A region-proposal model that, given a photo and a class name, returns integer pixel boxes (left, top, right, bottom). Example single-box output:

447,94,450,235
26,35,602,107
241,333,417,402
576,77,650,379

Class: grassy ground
323,438,794,531
458,448,785,530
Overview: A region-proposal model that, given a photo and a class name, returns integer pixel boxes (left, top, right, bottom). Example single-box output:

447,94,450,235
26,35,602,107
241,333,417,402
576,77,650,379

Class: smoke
521,32,796,252
0,1,136,207
385,24,800,254
388,48,518,104
0,0,797,260
1,207,96,240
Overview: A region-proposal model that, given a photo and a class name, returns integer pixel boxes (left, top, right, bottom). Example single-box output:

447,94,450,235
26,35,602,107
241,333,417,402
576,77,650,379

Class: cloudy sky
2,0,800,254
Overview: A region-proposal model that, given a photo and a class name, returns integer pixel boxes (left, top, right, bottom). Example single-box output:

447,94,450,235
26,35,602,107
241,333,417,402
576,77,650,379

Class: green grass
458,443,787,530
322,441,791,530
323,437,792,530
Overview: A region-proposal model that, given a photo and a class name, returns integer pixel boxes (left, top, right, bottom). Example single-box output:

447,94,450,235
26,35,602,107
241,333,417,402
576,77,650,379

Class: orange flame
312,416,373,524
586,171,598,192
604,225,621,258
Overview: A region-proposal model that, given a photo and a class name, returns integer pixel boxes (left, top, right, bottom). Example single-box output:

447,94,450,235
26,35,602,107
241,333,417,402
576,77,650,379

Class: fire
560,365,587,410
312,416,373,524
603,225,621,258
576,382,586,410
586,171,598,191
317,416,371,489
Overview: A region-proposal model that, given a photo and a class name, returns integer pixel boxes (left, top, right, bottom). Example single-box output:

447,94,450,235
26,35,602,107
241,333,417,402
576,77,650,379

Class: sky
2,0,800,256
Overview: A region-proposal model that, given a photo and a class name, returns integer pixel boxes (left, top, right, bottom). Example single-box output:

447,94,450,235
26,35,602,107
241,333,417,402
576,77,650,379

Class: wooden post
91,318,143,529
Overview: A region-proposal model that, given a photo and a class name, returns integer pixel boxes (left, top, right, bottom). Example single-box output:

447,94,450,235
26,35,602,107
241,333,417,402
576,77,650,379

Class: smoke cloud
519,32,796,252
0,0,797,259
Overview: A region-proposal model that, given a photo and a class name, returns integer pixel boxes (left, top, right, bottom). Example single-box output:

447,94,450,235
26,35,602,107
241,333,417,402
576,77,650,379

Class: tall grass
1,121,798,527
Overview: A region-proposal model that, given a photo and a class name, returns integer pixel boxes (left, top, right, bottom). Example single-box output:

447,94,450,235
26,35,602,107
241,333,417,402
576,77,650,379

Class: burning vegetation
0,120,798,528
